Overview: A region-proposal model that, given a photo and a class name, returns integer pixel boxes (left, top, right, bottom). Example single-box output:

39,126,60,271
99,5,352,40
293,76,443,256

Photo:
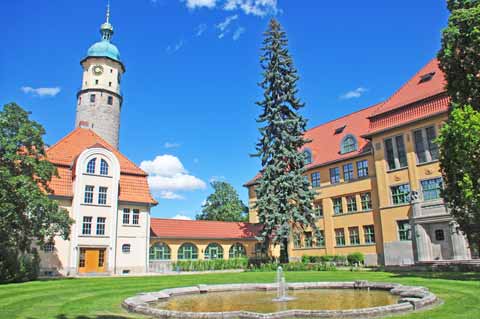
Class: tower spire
100,1,114,41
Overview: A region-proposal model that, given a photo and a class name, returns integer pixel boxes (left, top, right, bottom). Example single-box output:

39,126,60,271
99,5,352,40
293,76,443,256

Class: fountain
272,266,296,302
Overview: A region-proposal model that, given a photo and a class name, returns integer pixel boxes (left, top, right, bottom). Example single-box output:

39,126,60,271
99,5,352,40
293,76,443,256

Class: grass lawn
0,271,479,319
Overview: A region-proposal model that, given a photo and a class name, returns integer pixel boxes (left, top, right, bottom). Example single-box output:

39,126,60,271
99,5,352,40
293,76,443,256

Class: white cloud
140,155,207,198
21,86,61,97
232,26,245,40
172,214,192,220
216,15,238,39
340,87,368,100
224,0,278,16
160,191,185,200
164,142,181,149
166,39,184,54
195,23,208,36
185,0,217,9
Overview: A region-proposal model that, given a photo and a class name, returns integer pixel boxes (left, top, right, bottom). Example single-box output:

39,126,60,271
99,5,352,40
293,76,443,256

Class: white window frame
413,126,439,164
384,135,408,171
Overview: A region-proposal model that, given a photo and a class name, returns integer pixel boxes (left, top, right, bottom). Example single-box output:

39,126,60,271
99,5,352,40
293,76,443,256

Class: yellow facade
247,115,448,266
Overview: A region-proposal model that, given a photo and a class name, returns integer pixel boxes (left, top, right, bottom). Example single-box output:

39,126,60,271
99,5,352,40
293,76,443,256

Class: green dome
87,39,121,62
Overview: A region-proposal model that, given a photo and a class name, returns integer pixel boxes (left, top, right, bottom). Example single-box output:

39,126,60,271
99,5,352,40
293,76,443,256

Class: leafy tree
196,181,247,222
253,19,317,263
439,1,480,110
0,103,73,283
437,1,480,253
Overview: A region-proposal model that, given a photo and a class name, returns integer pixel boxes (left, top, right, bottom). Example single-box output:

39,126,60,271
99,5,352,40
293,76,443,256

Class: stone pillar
449,221,471,260
410,190,433,262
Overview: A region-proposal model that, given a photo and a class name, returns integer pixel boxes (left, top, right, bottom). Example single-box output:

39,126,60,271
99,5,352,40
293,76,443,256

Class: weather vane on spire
106,0,110,24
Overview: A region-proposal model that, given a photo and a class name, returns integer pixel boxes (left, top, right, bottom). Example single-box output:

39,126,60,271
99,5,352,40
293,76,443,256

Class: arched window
204,243,224,260
229,243,247,258
100,159,109,176
341,135,357,154
178,243,198,260
255,242,267,257
122,244,131,253
149,242,171,260
303,149,313,165
86,158,96,174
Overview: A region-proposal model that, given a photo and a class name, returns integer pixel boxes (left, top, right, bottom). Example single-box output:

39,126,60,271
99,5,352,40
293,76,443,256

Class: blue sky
0,1,449,219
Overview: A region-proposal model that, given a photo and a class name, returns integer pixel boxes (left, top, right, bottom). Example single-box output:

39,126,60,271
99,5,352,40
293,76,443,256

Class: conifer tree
253,19,317,263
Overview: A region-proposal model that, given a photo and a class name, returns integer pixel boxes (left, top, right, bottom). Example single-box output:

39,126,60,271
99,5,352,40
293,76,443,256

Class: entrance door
78,248,106,273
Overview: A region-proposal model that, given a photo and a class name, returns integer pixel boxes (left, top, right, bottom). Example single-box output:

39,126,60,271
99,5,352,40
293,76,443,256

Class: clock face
93,65,104,75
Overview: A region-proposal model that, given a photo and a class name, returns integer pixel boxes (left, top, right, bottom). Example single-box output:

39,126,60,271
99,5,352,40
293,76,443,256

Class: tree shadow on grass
386,270,480,281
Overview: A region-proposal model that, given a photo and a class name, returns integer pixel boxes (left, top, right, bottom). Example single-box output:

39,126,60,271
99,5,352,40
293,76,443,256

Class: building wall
149,238,258,262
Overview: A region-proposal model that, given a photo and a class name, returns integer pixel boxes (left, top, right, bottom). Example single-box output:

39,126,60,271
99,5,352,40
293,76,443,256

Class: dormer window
86,158,96,174
303,149,313,165
419,72,435,84
341,135,357,154
100,159,109,175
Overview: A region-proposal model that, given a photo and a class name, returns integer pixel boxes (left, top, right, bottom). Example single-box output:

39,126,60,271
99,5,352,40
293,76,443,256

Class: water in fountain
273,266,296,302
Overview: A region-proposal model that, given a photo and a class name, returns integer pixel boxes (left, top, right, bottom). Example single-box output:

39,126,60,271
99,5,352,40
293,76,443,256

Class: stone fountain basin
122,281,440,319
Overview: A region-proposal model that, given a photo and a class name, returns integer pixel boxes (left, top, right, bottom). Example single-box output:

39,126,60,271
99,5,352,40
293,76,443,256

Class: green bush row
247,261,337,272
172,258,248,271
301,252,365,265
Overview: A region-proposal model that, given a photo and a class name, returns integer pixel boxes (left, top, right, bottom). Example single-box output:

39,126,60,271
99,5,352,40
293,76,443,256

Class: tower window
90,94,96,103
78,97,81,105
107,96,113,105
95,79,99,85
109,81,112,87
110,69,113,73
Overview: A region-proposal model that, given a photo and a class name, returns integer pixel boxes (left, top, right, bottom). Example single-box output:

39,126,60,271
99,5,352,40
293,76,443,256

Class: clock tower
75,3,125,149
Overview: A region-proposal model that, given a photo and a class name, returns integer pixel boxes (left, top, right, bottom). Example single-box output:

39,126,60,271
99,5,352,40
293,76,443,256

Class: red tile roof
46,128,157,205
245,58,450,186
150,218,262,240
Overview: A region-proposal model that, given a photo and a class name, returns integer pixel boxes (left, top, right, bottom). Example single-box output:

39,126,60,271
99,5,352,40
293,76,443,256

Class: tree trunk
279,238,289,264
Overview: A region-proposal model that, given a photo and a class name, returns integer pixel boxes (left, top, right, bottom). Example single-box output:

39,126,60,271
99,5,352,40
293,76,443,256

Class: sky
0,0,449,220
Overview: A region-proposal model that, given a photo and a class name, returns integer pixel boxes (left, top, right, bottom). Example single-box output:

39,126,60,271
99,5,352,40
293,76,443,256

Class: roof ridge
151,218,253,224
306,101,383,132
372,58,439,116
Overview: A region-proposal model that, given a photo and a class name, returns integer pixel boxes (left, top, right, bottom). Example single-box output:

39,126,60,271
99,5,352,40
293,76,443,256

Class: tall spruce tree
437,0,480,253
253,19,317,263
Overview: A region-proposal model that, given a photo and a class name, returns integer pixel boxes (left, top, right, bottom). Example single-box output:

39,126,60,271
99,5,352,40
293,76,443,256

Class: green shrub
172,258,248,272
0,248,40,283
347,252,365,265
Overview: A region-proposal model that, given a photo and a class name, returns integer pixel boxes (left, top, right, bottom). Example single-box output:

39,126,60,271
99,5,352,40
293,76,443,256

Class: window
334,125,346,135
303,149,312,165
132,209,140,225
86,158,96,174
335,229,345,246
177,243,198,260
315,230,325,247
341,135,357,154
79,248,86,267
419,72,435,83
82,216,92,235
304,232,313,248
384,135,408,170
349,227,360,245
414,126,439,164
43,242,55,252
361,192,372,211
364,225,375,244
98,249,105,267
100,159,109,175
98,186,107,205
293,233,301,248
205,243,224,259
122,208,130,224
346,195,357,212
229,243,247,258
333,197,343,215
314,201,323,219
90,94,96,103
107,96,113,105
95,217,106,235
149,243,171,260
330,167,340,184
255,243,267,257
421,178,443,201
109,81,112,87
391,184,411,205
311,172,321,188
84,185,94,204
343,163,354,182
397,220,411,241
122,244,131,253
357,160,369,178
435,229,445,241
